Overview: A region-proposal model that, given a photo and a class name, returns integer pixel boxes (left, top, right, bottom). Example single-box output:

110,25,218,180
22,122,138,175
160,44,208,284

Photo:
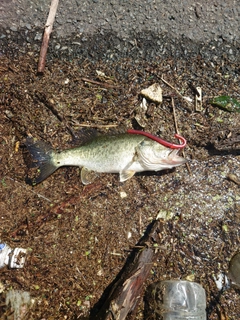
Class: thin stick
171,97,191,174
82,77,120,88
171,97,180,133
75,123,118,128
37,0,59,73
5,177,52,202
161,76,192,112
139,210,142,235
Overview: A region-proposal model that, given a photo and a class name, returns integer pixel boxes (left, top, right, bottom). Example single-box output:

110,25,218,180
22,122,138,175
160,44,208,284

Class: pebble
10,26,18,32
25,23,32,30
34,33,42,41
55,44,61,50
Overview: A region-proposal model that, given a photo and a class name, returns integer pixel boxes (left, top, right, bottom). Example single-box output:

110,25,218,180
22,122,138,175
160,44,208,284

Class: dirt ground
0,45,240,319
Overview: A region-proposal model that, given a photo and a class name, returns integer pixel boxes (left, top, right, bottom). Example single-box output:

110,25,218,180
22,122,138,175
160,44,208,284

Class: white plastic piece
213,272,230,291
140,97,148,111
0,243,27,269
6,290,32,320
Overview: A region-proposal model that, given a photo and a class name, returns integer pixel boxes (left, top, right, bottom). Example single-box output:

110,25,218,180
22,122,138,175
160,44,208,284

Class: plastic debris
0,243,27,269
213,272,230,291
195,87,202,111
134,97,148,127
6,290,33,320
158,280,206,319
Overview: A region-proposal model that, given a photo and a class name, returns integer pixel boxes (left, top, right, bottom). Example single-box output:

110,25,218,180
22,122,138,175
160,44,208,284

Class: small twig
171,97,180,133
82,77,120,88
34,91,77,138
139,210,142,235
5,176,52,202
171,97,191,174
75,123,118,128
76,266,90,286
161,77,192,112
38,0,59,73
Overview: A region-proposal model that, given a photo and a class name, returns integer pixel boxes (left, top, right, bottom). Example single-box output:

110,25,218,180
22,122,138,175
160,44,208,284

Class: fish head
137,139,187,171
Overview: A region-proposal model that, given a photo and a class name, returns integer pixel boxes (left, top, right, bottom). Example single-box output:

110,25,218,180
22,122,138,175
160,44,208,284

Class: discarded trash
6,290,33,320
0,243,27,269
213,272,230,291
140,83,163,103
159,280,206,319
212,253,240,292
210,95,240,112
134,97,148,127
195,87,202,111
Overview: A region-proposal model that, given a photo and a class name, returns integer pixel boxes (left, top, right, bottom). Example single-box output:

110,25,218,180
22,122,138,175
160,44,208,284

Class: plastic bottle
0,243,27,269
159,280,206,320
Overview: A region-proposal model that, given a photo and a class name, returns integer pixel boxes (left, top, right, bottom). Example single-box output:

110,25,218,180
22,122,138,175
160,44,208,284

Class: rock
140,83,163,104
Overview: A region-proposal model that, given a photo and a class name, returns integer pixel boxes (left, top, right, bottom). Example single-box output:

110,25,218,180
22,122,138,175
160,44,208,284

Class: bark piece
91,219,162,320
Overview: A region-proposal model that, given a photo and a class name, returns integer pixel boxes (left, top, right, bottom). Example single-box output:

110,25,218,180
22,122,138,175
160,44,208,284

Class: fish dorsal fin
119,170,136,182
81,167,98,185
71,128,98,146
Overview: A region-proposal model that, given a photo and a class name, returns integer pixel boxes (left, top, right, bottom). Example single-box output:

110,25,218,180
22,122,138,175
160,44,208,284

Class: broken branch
37,0,59,73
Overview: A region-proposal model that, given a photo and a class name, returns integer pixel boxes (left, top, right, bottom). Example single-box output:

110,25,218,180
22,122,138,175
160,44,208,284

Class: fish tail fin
25,137,58,185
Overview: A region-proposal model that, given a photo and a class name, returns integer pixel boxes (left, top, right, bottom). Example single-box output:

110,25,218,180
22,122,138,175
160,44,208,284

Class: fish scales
55,134,146,173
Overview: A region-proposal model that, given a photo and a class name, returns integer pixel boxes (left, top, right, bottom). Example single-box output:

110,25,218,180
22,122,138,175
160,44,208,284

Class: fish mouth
168,149,187,165
137,144,187,170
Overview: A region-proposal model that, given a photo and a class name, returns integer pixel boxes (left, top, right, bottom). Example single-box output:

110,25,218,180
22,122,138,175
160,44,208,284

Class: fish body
25,133,186,185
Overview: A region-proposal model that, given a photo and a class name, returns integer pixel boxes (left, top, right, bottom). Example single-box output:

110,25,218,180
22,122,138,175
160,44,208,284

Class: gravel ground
0,0,239,60
1,0,240,42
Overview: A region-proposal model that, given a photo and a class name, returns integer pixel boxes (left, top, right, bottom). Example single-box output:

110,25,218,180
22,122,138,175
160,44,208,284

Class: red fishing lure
127,129,186,149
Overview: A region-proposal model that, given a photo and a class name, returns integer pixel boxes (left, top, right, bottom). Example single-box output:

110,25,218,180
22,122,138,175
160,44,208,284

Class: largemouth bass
25,132,187,185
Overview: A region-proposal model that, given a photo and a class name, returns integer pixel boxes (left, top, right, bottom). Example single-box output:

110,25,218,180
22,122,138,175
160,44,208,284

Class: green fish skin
25,133,187,185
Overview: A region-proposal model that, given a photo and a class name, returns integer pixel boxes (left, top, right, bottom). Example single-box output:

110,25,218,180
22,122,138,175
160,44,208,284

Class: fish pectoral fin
81,167,98,185
119,170,136,182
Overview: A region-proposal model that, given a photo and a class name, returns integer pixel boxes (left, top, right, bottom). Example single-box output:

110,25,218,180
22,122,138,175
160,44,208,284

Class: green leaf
210,95,240,112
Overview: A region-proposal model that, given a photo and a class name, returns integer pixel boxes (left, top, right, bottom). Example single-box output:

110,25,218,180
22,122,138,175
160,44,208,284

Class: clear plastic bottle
159,280,206,320
0,243,27,269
